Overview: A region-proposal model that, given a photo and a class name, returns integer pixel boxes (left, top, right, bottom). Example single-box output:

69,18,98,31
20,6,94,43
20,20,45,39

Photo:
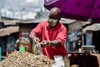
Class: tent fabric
60,0,96,21
91,0,100,23
44,0,66,10
44,0,96,21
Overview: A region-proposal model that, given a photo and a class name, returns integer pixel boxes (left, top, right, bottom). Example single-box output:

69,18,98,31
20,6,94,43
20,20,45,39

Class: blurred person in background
29,7,68,59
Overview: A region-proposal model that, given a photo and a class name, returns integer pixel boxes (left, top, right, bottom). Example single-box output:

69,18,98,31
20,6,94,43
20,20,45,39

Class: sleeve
56,26,68,47
30,22,43,37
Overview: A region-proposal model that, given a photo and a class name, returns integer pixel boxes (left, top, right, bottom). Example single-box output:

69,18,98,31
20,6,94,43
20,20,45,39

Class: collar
46,22,61,29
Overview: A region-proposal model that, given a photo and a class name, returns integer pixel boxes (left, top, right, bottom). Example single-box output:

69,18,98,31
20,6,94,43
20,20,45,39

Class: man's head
48,7,61,27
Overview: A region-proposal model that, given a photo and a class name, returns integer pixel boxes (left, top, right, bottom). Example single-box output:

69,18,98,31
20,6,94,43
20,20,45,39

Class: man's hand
41,40,49,48
34,37,40,44
29,32,40,44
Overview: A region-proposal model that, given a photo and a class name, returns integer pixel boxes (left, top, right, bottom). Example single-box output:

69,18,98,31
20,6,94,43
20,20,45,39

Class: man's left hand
41,40,49,48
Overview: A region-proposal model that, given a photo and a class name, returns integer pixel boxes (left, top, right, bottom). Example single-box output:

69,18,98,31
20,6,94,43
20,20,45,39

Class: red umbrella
44,0,97,22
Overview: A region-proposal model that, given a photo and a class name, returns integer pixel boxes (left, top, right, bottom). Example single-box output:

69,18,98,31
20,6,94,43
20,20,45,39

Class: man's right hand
34,37,40,44
29,32,40,44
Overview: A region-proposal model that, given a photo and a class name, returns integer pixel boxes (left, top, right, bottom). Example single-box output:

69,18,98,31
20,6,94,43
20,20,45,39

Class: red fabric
30,21,68,59
18,33,22,38
69,54,99,67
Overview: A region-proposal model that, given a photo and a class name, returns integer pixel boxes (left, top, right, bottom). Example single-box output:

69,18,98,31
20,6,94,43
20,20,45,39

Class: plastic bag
52,55,64,67
34,43,42,55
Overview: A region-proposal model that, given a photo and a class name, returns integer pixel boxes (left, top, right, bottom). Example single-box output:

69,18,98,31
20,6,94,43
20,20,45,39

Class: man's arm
41,40,61,48
41,27,67,48
29,22,44,44
29,31,40,44
49,40,61,47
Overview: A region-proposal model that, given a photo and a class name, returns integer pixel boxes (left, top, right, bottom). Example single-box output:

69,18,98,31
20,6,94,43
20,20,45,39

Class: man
29,7,68,59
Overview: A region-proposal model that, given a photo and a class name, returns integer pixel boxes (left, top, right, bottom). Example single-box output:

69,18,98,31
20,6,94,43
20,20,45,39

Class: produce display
0,51,54,67
94,54,100,67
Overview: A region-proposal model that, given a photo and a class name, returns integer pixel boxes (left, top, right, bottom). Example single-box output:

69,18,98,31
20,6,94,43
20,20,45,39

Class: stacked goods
94,54,100,67
0,51,54,67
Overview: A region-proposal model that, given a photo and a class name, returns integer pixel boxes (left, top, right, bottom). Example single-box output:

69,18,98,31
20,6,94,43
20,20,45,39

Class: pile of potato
0,51,54,67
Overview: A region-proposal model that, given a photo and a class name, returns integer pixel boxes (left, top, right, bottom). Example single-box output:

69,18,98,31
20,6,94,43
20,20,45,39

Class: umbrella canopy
91,0,100,23
44,0,66,10
44,0,100,22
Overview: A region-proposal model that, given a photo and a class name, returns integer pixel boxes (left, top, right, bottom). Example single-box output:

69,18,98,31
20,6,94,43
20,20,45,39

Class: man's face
48,7,61,27
48,18,58,27
48,14,60,27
